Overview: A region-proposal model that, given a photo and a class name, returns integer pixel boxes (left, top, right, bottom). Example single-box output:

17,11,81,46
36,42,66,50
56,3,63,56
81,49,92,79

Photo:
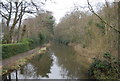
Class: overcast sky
0,0,114,24
43,0,114,23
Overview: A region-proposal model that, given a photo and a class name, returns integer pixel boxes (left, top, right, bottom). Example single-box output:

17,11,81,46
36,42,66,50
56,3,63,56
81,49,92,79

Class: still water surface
10,42,89,79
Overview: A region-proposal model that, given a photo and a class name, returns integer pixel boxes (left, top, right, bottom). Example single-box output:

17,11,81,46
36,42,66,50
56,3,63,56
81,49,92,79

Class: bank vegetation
54,1,119,80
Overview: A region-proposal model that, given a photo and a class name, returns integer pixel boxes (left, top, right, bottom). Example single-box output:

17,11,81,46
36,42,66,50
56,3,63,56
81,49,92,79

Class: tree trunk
118,1,120,60
8,2,18,43
17,3,23,43
9,24,16,43
21,25,27,41
17,15,23,43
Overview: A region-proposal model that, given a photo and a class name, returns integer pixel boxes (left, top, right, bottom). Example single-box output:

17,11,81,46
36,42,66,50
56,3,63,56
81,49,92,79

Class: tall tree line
54,1,118,56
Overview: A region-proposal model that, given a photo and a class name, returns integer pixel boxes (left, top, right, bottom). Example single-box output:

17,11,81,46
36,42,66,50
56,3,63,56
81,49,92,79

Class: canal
2,42,90,80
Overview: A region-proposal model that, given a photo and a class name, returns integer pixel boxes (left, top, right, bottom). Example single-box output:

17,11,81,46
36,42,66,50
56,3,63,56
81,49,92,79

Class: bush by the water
21,35,46,49
88,52,120,80
20,38,38,49
2,43,29,59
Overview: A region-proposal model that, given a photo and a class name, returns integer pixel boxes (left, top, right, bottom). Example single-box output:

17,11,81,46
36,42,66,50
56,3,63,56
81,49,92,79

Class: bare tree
0,0,44,43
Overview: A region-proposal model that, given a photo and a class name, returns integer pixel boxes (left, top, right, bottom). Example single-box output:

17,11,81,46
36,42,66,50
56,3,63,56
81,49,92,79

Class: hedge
2,43,29,59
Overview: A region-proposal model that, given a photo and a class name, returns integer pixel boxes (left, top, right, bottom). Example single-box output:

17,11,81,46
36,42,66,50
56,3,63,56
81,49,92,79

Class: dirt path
0,46,41,68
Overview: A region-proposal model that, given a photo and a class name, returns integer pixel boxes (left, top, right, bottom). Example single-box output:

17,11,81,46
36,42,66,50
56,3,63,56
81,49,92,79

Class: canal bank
1,43,50,76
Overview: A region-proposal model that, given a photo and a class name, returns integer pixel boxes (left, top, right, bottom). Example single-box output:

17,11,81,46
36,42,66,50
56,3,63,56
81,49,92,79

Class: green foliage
2,43,29,59
55,39,70,45
20,38,33,44
88,20,93,25
48,16,53,19
20,32,47,49
88,53,120,80
103,52,112,59
0,40,2,44
95,22,105,29
47,16,55,35
29,38,41,49
21,37,41,49
39,33,46,44
2,39,5,44
82,43,87,48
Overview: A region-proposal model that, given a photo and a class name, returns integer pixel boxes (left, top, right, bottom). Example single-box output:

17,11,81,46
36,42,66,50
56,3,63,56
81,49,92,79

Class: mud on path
0,46,41,69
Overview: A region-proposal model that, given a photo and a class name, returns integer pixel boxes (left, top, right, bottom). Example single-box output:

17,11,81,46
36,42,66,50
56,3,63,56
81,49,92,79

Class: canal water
3,42,90,80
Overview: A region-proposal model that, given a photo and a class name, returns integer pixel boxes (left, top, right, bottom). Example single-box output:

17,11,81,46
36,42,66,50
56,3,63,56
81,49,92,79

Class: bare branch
31,0,39,11
87,0,120,34
105,0,109,7
24,10,37,13
18,1,23,8
1,3,9,13
7,2,12,27
0,11,8,19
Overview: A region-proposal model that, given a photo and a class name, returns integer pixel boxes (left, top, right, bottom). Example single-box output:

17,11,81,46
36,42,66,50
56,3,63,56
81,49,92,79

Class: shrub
30,38,41,49
2,43,29,59
88,52,120,80
20,38,35,49
39,33,46,44
20,38,33,44
21,38,40,49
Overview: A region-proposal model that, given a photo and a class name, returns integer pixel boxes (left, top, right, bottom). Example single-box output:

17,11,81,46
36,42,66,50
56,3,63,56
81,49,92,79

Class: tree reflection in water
20,53,53,78
49,42,89,79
